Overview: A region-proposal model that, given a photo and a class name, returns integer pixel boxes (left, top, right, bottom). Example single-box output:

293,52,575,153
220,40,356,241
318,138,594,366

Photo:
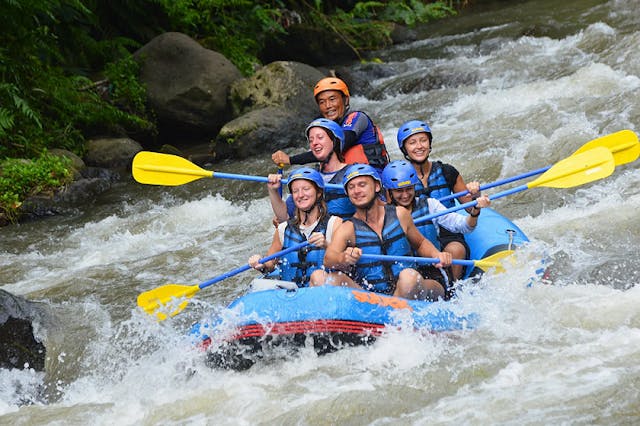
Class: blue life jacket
415,161,454,207
324,166,355,218
349,205,415,294
279,216,329,286
412,196,440,250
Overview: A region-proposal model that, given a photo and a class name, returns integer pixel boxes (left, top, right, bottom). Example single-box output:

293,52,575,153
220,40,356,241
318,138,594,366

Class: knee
444,242,466,259
398,268,420,283
309,270,327,287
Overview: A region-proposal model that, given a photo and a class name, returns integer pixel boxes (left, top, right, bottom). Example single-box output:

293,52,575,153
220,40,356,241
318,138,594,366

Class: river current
2,0,640,424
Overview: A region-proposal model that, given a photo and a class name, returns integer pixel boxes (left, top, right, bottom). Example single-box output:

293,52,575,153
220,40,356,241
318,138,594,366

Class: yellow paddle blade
572,129,639,166
529,147,614,189
132,151,213,186
473,250,515,273
137,284,200,321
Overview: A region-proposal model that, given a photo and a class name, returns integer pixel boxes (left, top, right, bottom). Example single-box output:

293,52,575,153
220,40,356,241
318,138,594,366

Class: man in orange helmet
271,77,390,173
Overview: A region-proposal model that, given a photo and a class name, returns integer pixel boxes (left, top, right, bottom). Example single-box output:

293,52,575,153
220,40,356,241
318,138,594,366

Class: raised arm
266,173,288,223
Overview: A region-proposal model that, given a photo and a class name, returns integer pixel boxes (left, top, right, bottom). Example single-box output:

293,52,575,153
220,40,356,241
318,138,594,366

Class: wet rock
214,61,325,158
0,289,47,371
84,137,143,170
134,32,242,139
21,167,119,219
228,61,322,118
212,106,301,160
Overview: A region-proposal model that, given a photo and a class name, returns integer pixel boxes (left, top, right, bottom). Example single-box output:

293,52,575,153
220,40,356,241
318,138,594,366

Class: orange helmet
313,77,350,98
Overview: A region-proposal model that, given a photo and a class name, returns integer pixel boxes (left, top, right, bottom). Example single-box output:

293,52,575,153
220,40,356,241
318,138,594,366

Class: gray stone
84,137,143,169
134,32,242,135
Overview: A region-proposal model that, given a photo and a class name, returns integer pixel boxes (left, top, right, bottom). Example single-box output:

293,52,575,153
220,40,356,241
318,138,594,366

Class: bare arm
454,174,475,205
267,173,288,223
323,221,359,272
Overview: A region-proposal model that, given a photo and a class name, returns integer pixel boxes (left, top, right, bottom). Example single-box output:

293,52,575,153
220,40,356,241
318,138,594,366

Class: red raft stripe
199,320,385,350
235,320,385,339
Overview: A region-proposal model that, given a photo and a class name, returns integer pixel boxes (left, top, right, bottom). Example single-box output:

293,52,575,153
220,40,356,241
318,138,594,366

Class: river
2,0,640,424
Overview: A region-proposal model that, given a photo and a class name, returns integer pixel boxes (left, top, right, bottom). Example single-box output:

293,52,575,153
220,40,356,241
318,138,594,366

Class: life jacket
415,161,454,207
412,196,440,250
349,205,415,294
279,216,329,286
414,161,466,246
341,111,390,172
324,166,355,219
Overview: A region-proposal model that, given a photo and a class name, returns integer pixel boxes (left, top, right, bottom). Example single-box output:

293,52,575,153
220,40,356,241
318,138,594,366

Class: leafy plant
0,152,73,222
156,0,288,75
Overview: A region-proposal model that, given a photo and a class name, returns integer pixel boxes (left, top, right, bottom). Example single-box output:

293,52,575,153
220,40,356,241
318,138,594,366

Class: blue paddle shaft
212,171,343,191
437,166,550,203
360,253,475,267
198,241,310,290
414,183,529,226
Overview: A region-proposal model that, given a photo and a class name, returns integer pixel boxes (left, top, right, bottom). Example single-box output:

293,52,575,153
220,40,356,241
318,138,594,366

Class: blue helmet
305,118,345,152
342,163,382,192
396,120,433,151
381,160,420,190
287,167,325,193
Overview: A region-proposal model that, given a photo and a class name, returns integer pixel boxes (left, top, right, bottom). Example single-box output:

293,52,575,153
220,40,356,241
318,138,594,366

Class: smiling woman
248,167,343,288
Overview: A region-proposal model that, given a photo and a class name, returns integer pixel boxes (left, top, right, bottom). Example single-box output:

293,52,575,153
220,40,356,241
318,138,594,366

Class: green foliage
156,0,288,75
377,0,456,26
0,152,73,222
0,0,155,160
302,1,457,60
0,83,42,137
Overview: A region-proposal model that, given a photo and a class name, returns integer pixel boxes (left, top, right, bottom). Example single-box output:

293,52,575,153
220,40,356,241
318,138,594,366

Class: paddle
132,151,344,190
138,241,310,320
360,250,514,274
415,146,615,226
437,129,639,203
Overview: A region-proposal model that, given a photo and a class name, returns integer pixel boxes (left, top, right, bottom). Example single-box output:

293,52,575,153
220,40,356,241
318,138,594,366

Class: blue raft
194,208,529,370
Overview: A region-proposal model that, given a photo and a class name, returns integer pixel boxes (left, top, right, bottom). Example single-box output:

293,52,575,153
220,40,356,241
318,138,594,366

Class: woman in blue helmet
319,164,452,301
381,160,490,295
249,167,343,287
270,118,355,223
396,119,484,280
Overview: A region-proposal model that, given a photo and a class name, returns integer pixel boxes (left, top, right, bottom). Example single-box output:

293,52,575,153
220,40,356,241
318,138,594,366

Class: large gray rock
134,32,242,136
212,106,300,160
0,290,47,371
229,61,323,117
214,61,325,159
84,137,143,170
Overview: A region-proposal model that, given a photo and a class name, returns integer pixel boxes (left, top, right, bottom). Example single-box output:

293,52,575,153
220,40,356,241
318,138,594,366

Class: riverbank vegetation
0,0,464,222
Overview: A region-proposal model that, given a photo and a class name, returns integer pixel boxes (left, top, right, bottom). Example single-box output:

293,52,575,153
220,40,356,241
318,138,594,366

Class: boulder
134,32,242,138
21,167,119,218
228,61,323,118
0,289,47,371
84,137,143,170
214,61,325,158
212,106,300,160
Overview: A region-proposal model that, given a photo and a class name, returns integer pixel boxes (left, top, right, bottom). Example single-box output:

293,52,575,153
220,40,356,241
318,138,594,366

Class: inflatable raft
192,207,529,370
